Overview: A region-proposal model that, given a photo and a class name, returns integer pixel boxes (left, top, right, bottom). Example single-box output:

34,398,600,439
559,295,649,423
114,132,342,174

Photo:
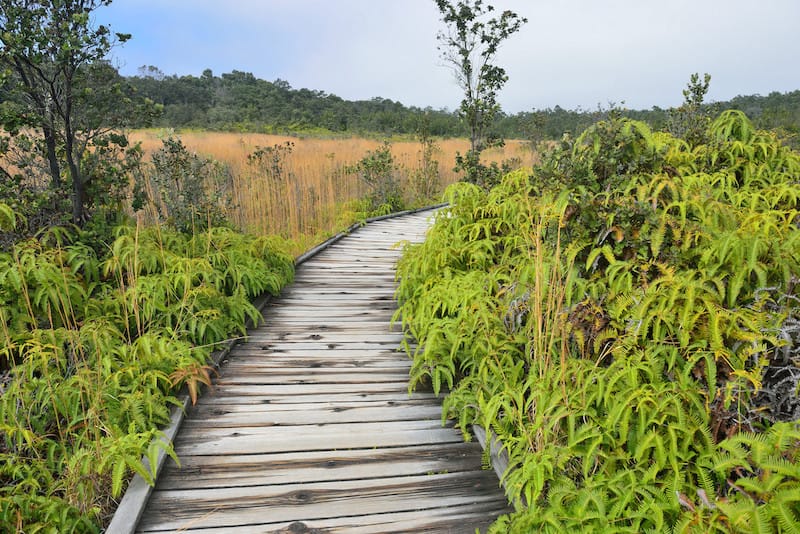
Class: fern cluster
395,110,800,532
0,221,293,531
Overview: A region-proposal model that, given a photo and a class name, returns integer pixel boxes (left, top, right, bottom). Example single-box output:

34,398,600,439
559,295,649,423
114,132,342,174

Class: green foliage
668,72,714,147
0,203,20,232
0,222,294,531
408,119,442,203
433,0,526,184
144,136,234,233
0,0,156,226
121,64,800,149
346,141,405,212
247,141,296,182
395,110,800,532
454,145,524,189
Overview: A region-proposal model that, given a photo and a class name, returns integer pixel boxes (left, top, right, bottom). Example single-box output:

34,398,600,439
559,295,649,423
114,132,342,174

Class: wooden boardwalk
134,211,512,533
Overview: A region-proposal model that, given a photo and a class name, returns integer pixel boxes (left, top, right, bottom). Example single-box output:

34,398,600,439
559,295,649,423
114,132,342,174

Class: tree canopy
0,0,149,225
121,67,800,148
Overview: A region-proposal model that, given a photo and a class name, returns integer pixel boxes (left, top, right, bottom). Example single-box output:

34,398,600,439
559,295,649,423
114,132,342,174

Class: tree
668,72,712,147
0,0,138,225
434,0,526,185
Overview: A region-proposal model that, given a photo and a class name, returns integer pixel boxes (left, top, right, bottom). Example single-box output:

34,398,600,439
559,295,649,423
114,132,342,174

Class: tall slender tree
668,72,713,147
0,0,135,224
434,0,526,185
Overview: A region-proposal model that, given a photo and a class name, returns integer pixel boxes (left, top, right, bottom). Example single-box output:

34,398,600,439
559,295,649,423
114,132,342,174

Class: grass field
129,131,534,253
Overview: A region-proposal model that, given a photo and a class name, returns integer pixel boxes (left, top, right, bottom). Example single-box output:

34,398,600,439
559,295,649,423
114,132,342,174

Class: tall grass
129,131,534,254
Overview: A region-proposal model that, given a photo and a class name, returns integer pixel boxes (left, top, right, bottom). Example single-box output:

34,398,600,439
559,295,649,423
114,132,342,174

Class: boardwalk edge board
105,204,447,534
473,425,511,488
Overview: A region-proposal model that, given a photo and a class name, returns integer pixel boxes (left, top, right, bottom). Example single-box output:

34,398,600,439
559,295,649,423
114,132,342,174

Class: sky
99,0,800,114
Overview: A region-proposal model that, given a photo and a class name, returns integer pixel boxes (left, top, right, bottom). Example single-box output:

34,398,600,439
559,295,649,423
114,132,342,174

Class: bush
395,110,800,532
347,141,404,212
143,136,234,233
0,222,293,531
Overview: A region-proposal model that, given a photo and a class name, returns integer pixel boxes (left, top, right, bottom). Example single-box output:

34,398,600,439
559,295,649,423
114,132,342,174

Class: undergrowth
395,110,800,532
0,218,293,531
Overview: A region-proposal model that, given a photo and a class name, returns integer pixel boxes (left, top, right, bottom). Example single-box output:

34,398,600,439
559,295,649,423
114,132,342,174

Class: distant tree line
6,57,795,145
126,66,464,136
126,66,800,145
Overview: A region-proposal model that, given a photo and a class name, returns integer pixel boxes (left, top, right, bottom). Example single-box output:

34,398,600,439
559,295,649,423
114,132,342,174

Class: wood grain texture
136,210,511,533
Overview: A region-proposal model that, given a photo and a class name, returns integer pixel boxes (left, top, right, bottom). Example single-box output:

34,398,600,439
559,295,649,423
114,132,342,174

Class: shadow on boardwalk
133,211,512,533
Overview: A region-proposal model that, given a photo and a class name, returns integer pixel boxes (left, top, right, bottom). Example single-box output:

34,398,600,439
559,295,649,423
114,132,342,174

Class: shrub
395,110,800,532
143,136,234,233
0,221,293,531
347,141,404,212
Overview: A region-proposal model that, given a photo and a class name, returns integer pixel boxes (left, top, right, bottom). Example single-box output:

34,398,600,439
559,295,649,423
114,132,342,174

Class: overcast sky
100,0,799,114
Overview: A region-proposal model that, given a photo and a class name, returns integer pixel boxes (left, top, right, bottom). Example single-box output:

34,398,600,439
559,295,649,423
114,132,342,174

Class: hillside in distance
127,66,800,143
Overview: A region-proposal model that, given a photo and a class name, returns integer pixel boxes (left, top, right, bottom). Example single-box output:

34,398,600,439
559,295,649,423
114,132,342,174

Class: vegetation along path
131,210,511,533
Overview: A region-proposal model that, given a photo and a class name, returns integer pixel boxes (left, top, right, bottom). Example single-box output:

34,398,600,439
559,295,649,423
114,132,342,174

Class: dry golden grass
129,130,534,254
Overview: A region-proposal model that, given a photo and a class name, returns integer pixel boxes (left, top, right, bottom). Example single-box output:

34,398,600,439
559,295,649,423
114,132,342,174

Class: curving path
132,210,512,533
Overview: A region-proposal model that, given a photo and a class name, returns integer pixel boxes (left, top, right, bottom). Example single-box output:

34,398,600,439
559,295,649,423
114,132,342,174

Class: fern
0,217,294,531
396,109,800,532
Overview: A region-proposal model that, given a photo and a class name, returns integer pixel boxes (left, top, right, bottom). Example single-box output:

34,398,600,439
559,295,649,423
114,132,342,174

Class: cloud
102,0,800,113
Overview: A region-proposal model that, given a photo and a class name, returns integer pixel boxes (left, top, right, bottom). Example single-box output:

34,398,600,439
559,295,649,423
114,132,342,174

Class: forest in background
126,65,800,144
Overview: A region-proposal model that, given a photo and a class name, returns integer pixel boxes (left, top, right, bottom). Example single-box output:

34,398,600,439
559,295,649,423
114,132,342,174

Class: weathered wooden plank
198,391,436,405
267,304,397,313
262,298,398,306
229,343,408,352
294,263,397,270
255,321,403,329
291,273,397,280
228,345,406,355
165,502,509,534
230,345,408,353
237,339,409,348
281,286,397,298
244,332,404,342
237,345,406,354
274,299,397,305
155,442,485,490
212,372,412,387
291,267,398,273
266,301,399,309
139,472,502,531
297,257,398,266
188,397,434,417
214,365,409,375
274,300,386,309
209,381,411,397
258,317,397,326
213,377,417,390
288,280,398,287
260,316,396,325
263,308,395,317
269,320,397,333
181,403,442,427
304,256,397,262
173,420,464,456
223,352,411,364
221,358,411,370
279,289,397,297
241,342,405,351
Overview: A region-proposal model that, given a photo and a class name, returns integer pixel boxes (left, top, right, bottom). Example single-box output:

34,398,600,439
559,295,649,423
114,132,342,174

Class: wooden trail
135,211,512,533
